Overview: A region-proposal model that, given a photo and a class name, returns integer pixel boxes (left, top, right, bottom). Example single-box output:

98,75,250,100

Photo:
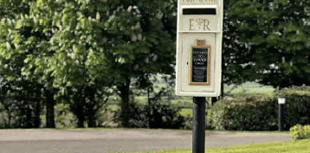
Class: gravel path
0,129,291,153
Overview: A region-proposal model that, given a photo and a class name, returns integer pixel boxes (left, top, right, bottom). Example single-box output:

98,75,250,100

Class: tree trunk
88,110,96,127
76,97,85,128
34,101,41,128
117,77,131,128
5,104,12,128
87,89,96,128
45,89,55,128
26,105,32,128
147,87,151,128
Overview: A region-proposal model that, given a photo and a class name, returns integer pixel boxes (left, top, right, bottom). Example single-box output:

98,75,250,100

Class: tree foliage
223,0,310,88
0,0,177,128
1,0,309,129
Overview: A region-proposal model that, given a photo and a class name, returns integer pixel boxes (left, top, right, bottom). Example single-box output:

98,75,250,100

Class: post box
175,0,223,97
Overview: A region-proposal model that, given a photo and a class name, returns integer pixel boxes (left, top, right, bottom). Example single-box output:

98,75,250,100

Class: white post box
175,0,223,97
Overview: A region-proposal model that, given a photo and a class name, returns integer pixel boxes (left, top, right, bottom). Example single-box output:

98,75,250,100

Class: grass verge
140,139,310,153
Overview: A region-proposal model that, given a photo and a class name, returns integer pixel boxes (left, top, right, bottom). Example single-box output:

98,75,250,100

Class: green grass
225,82,275,96
107,104,119,111
179,108,192,117
139,139,310,153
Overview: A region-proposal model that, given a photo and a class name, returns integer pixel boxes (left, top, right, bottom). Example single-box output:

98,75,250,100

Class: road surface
0,129,291,153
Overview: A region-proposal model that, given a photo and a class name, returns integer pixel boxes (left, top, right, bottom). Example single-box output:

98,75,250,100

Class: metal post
193,97,206,153
278,103,284,131
211,97,217,106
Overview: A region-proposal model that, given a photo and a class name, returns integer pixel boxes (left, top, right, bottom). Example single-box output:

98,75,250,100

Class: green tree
24,0,114,128
0,1,43,128
102,0,177,127
24,0,115,127
0,0,60,128
223,0,310,88
38,0,177,127
1,0,177,128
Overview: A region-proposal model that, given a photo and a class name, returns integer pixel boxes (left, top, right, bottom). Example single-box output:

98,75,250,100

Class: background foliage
223,0,310,88
208,87,310,131
0,0,310,130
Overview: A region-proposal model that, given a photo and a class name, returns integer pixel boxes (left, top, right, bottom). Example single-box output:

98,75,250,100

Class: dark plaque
190,45,211,85
183,8,217,15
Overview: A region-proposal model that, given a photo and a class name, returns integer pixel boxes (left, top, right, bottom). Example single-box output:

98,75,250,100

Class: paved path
0,129,291,153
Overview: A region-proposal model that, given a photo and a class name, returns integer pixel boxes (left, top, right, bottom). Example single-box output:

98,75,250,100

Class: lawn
141,139,310,153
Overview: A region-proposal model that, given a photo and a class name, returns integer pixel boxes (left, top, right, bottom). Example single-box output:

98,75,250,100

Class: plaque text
189,40,211,85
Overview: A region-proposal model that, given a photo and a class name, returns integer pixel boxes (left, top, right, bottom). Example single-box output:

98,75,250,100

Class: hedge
207,86,310,131
114,101,186,129
275,86,310,129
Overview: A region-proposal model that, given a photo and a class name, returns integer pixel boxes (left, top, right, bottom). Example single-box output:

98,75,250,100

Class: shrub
55,103,76,128
208,95,278,131
114,101,186,129
0,97,42,128
290,124,310,140
208,86,310,131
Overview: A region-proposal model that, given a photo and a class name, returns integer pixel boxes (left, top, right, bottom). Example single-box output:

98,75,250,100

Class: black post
211,97,217,105
278,103,284,131
193,97,206,153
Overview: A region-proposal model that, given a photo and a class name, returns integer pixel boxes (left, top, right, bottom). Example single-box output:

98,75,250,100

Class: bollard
278,97,286,131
